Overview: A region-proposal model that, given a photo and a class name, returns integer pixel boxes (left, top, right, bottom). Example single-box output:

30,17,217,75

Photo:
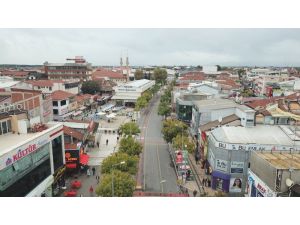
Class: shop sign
1,136,49,170
216,159,228,172
248,170,276,197
230,161,244,173
215,141,294,151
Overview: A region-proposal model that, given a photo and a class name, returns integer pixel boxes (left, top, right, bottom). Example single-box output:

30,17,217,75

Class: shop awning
212,171,231,180
80,154,89,165
66,163,77,169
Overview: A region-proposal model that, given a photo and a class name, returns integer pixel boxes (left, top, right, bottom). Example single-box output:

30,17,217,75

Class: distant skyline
0,29,300,67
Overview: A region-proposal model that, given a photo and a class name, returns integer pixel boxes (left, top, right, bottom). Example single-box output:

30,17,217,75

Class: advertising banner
230,161,244,173
216,159,228,172
229,178,243,193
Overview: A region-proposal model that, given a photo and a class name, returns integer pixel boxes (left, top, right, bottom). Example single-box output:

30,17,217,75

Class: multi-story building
0,110,65,197
206,125,300,196
25,80,80,95
112,79,155,106
51,90,76,121
92,68,127,85
44,56,92,81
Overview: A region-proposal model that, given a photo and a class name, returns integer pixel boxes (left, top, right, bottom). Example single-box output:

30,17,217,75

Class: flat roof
255,152,300,170
0,80,19,88
192,98,255,112
211,125,299,146
47,121,89,129
0,123,62,157
121,79,153,88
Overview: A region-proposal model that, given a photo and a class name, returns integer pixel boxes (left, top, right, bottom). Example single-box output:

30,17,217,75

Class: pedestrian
89,185,94,197
96,175,100,184
117,136,119,142
202,178,205,186
207,179,211,187
92,167,96,176
87,168,91,177
193,190,198,197
106,139,108,145
80,194,84,197
97,141,99,148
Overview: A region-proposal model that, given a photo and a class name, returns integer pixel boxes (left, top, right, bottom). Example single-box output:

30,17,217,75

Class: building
25,79,80,95
0,70,30,80
0,88,53,123
191,98,255,136
0,111,65,197
44,56,92,81
92,68,127,85
111,79,155,106
202,65,218,73
248,151,300,197
206,125,300,196
51,90,76,121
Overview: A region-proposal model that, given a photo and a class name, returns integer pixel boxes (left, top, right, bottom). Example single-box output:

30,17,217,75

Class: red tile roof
63,126,84,141
92,68,125,80
1,70,30,77
51,90,75,101
25,79,65,87
180,72,205,82
246,98,278,109
75,94,92,102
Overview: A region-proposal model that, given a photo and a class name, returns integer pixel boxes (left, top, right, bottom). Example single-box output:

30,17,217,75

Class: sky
0,28,300,67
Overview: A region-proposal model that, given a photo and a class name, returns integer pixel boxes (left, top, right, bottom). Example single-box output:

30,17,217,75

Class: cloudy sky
0,29,300,67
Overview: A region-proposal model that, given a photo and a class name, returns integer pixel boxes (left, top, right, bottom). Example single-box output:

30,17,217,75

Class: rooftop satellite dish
286,178,294,187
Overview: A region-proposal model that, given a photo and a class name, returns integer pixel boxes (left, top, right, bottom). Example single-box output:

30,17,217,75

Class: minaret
126,50,130,81
120,56,123,67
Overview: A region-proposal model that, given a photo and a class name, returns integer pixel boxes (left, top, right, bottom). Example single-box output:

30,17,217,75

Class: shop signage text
215,141,294,151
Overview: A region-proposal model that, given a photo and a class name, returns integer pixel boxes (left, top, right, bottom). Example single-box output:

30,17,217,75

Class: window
52,136,64,171
7,120,11,132
49,87,52,91
53,109,58,115
53,101,58,106
61,100,67,106
2,121,7,134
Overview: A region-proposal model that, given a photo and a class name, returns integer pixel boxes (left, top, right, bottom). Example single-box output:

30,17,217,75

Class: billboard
230,161,244,173
216,159,228,172
229,178,243,193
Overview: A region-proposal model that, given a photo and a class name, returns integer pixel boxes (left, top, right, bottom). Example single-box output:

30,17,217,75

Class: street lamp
111,161,126,197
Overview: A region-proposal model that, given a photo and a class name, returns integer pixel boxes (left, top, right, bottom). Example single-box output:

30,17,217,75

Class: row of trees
157,84,172,118
95,122,142,197
81,81,100,94
134,68,168,85
135,83,160,111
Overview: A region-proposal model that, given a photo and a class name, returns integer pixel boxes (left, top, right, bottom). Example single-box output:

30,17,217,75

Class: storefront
247,170,277,197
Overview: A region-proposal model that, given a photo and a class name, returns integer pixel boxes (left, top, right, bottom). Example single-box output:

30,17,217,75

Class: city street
140,94,178,194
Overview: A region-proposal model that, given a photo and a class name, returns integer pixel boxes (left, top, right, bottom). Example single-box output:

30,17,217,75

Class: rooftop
211,125,300,146
255,152,300,170
193,98,255,112
121,79,154,88
92,68,125,79
0,123,62,157
51,90,75,101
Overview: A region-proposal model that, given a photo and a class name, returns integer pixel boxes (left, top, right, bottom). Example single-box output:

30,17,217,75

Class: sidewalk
189,155,217,197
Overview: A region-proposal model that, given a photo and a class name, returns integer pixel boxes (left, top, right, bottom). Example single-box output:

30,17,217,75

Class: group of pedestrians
82,166,100,197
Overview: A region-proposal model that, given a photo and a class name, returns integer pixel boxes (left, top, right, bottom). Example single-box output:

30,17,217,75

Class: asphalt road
141,94,178,193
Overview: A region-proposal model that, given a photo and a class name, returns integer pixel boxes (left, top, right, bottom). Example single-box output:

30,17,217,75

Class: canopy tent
80,154,89,165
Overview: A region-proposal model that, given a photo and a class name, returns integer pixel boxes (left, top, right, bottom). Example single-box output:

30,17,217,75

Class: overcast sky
0,29,300,67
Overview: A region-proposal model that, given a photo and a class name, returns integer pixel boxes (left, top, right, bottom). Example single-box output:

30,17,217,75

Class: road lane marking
156,144,164,193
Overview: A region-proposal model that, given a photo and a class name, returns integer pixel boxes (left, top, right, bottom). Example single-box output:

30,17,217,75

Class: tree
81,81,100,94
101,152,138,175
96,171,135,197
135,96,148,111
142,90,152,102
158,101,171,118
119,122,140,136
153,68,167,84
134,69,144,80
161,119,188,143
172,134,196,153
119,136,143,156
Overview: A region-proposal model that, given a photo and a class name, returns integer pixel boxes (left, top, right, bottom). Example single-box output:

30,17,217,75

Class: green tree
153,68,167,84
101,152,138,175
172,134,196,153
119,136,143,156
96,171,135,197
161,119,188,143
142,90,152,102
119,122,140,136
81,81,100,94
150,84,160,94
135,96,148,111
158,101,171,118
134,69,144,80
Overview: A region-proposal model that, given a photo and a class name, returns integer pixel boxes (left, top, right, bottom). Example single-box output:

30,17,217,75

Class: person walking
92,167,96,176
117,136,119,142
106,139,109,146
97,141,99,148
89,186,94,197
96,174,100,184
87,168,91,177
